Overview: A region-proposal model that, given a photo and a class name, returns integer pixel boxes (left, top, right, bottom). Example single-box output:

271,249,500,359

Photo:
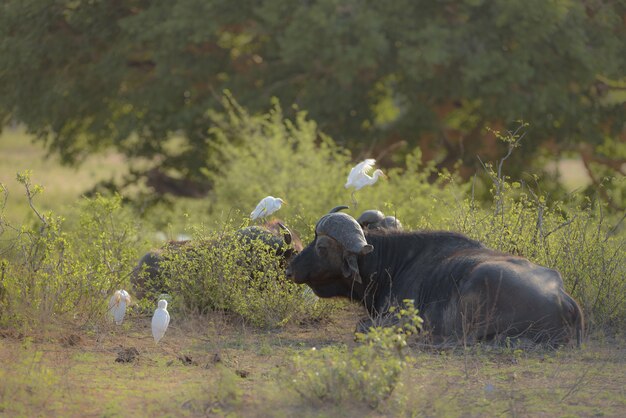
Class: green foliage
1,112,624,337
1,1,624,200
143,224,336,328
544,206,625,330
205,95,352,235
203,96,464,236
0,172,140,330
350,146,468,230
139,114,624,332
288,300,422,409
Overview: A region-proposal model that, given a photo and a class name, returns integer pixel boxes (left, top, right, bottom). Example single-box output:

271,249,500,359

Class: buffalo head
357,210,403,231
285,211,373,297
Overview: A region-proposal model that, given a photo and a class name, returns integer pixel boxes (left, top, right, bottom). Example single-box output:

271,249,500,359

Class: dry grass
0,305,360,417
1,304,625,417
0,127,130,225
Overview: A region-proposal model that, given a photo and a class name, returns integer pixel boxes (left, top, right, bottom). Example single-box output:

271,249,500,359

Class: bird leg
351,191,358,210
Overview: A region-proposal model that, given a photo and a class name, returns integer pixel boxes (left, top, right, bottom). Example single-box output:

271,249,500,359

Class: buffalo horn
328,205,350,214
276,222,293,245
315,213,373,255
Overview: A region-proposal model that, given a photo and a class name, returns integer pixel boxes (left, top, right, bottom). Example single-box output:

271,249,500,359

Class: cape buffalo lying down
357,209,403,231
132,221,302,299
285,211,583,347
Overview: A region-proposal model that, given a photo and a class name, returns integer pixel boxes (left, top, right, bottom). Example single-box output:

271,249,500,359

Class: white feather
250,196,285,221
152,299,170,343
345,159,385,191
108,289,131,325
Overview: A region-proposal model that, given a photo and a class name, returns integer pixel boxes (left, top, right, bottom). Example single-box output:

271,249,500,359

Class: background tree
1,0,624,206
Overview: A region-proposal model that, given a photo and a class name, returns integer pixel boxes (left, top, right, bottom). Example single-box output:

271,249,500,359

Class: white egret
344,159,385,208
152,299,170,344
250,196,286,221
108,289,131,325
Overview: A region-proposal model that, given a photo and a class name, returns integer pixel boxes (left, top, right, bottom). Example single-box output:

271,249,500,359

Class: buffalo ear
341,253,362,284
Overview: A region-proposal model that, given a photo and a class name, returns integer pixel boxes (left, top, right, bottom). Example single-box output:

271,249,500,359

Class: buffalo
285,211,583,347
357,209,403,231
132,220,302,299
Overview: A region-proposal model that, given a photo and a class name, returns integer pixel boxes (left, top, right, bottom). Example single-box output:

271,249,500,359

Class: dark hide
357,210,403,231
131,240,189,299
286,229,583,347
237,220,304,256
132,221,302,299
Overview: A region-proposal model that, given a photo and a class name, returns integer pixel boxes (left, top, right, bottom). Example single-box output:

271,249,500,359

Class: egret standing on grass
250,196,286,221
152,299,170,344
108,290,131,325
345,159,385,208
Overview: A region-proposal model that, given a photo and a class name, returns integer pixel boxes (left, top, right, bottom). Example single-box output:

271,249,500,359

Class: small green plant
288,300,422,409
208,365,243,412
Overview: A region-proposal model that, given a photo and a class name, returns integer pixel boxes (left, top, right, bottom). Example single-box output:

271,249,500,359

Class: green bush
204,96,465,237
144,224,336,328
288,301,422,409
459,184,625,331
0,172,140,331
205,95,352,237
545,205,625,330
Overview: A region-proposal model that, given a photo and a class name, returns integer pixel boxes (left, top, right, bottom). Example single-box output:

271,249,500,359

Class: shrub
0,172,140,331
200,106,625,332
2,105,624,338
538,205,625,331
205,94,352,238
204,96,465,236
142,224,336,328
288,301,422,409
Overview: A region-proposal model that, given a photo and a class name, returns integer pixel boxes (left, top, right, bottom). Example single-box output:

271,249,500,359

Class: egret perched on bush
345,159,385,208
250,196,286,221
152,299,170,344
108,289,131,325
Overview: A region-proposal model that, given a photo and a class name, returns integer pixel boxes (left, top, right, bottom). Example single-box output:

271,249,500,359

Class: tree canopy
1,0,624,202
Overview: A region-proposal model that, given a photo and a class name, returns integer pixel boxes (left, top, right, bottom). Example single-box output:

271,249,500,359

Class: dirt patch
60,333,83,347
176,353,197,366
115,347,140,363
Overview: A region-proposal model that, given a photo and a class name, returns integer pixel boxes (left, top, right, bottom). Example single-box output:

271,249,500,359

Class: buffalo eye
315,240,329,255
